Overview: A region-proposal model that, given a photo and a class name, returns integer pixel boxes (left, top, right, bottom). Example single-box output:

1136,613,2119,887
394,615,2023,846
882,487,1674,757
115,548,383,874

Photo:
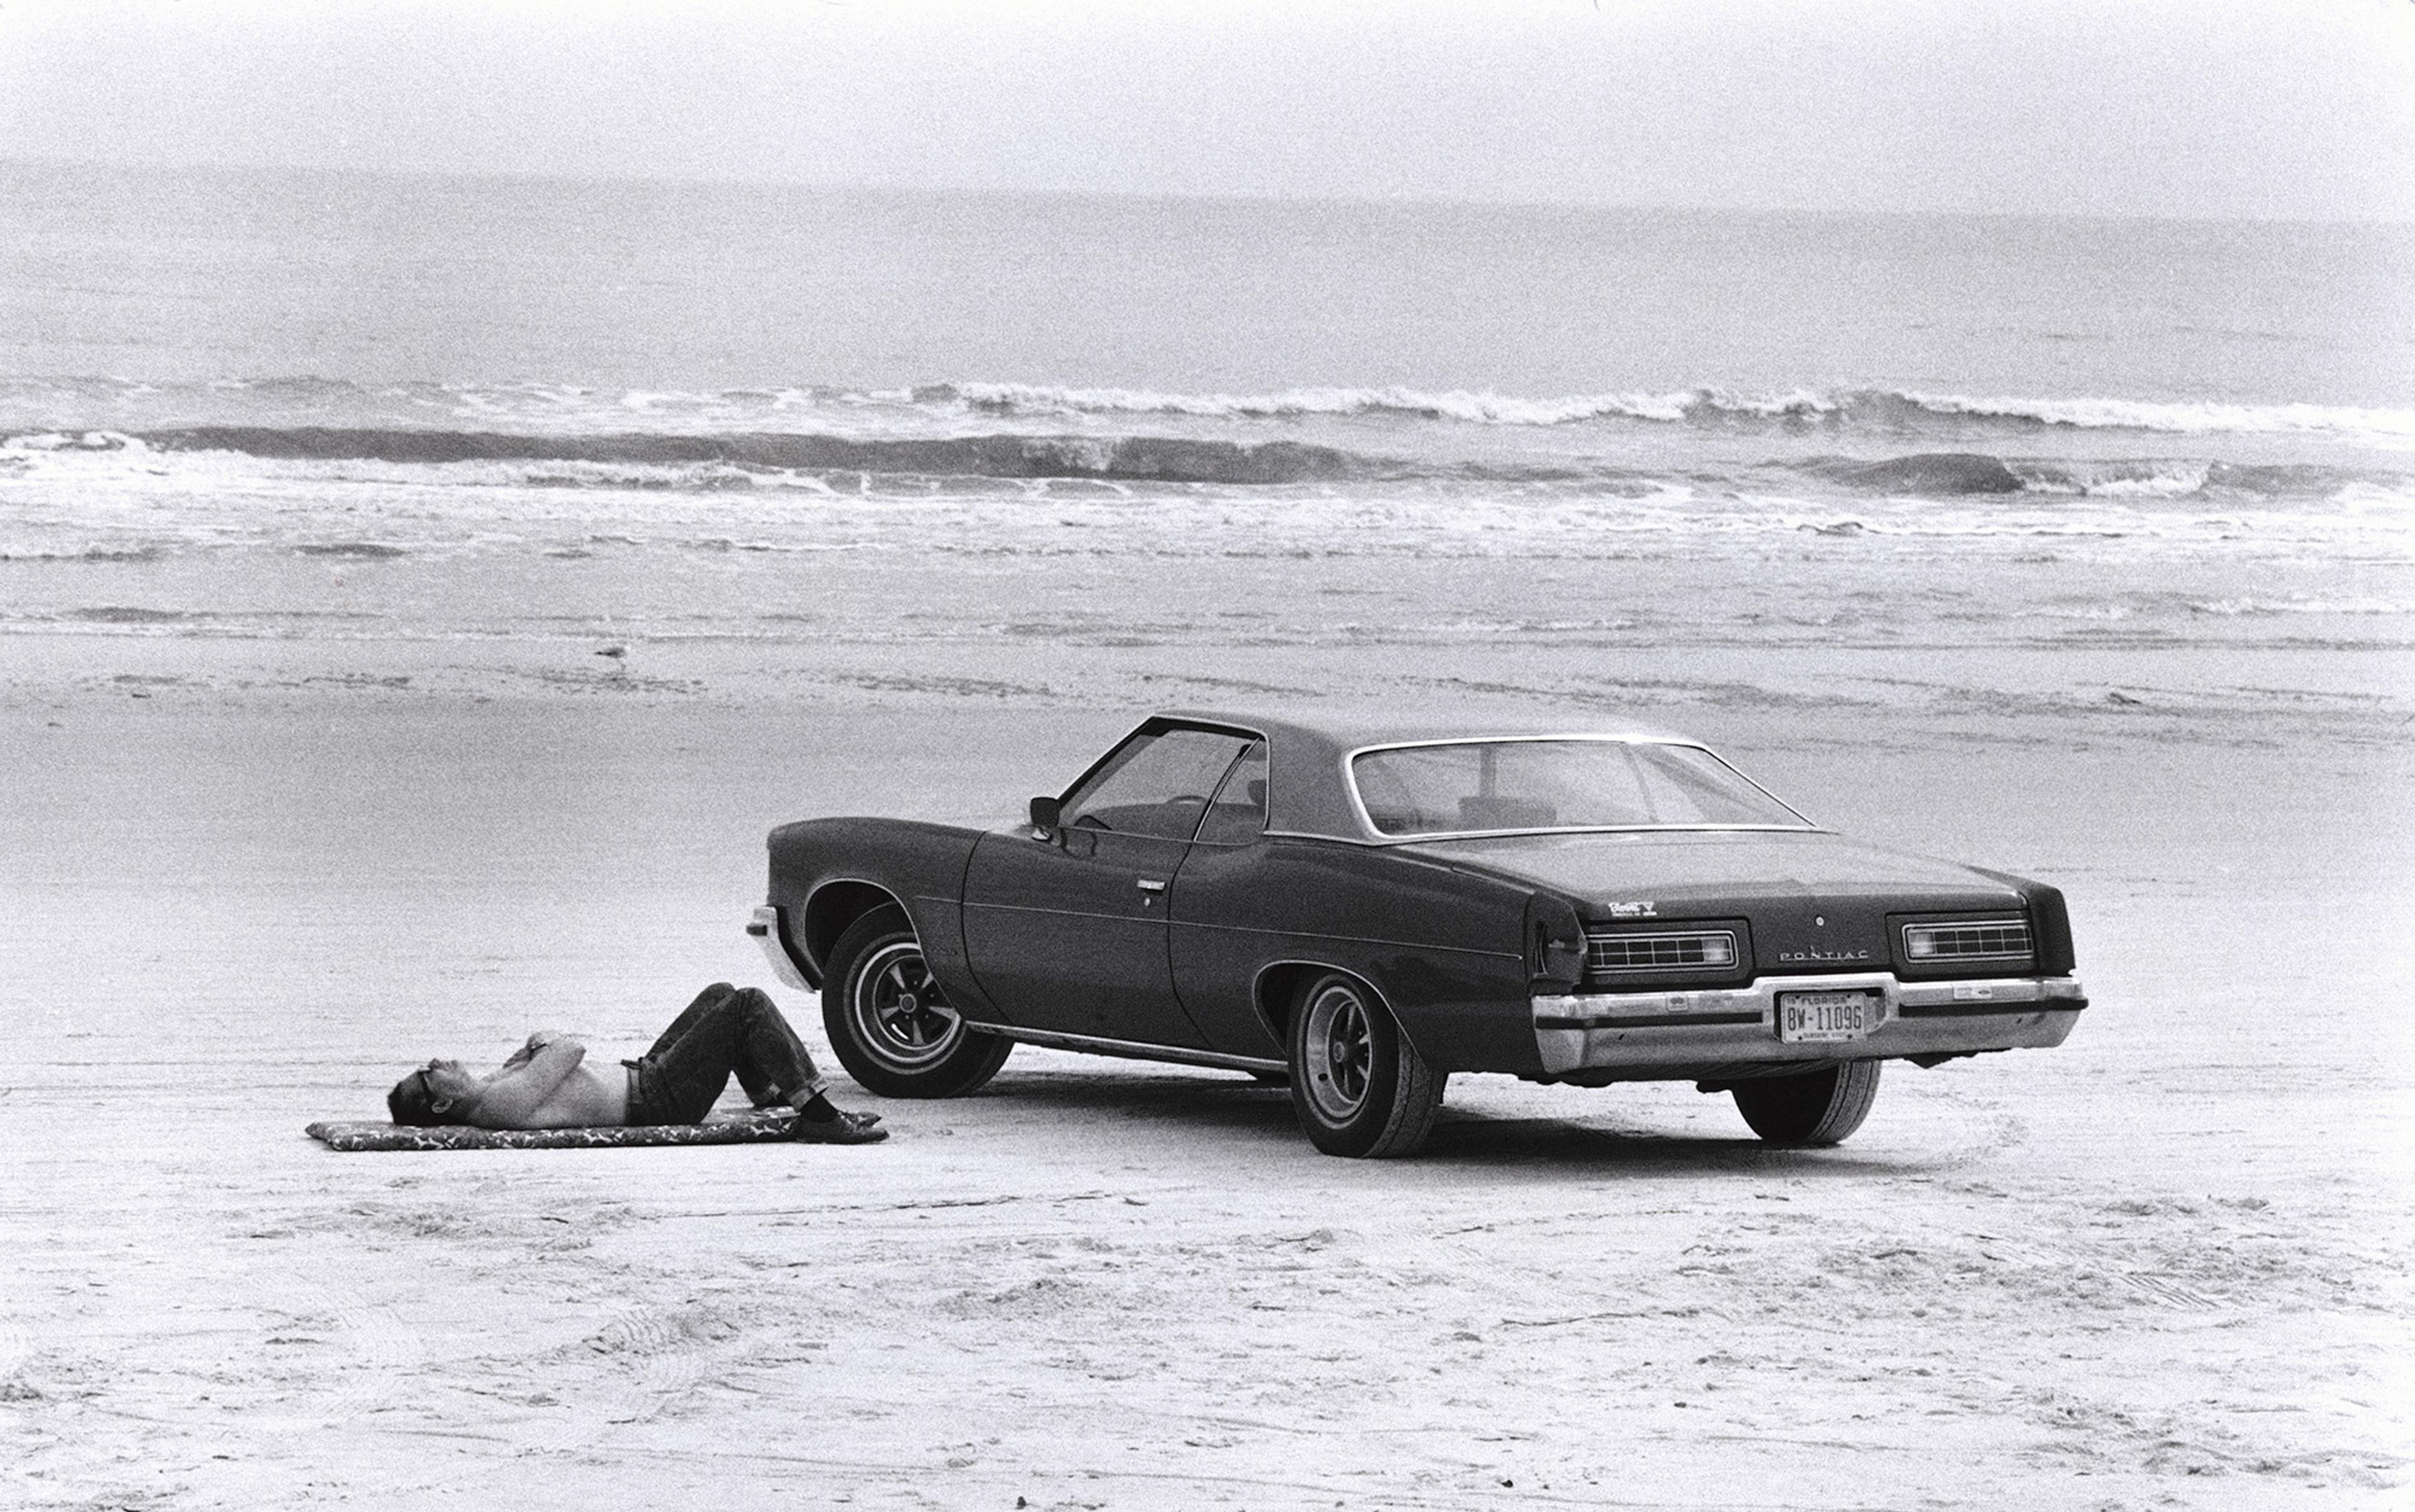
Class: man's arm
494,1030,576,1074
465,1038,588,1128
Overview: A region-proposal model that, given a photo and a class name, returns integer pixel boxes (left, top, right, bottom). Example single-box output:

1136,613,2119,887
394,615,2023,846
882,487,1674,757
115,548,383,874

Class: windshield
1348,739,1810,837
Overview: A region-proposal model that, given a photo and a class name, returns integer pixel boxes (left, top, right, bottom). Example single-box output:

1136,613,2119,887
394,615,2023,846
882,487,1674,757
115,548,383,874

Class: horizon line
8,154,2411,231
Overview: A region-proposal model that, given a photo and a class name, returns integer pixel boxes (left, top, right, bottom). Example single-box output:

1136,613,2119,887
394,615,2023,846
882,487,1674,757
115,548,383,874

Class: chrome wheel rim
850,941,963,1068
1302,983,1374,1123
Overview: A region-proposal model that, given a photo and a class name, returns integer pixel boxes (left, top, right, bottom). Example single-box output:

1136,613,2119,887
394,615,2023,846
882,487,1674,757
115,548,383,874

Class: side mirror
1028,796,1062,836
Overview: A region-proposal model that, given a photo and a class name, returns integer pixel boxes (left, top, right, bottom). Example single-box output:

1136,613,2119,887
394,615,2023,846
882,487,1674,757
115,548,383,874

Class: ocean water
2,160,2411,669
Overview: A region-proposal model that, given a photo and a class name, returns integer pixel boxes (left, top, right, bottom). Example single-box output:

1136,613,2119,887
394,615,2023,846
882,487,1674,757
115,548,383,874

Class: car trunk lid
1394,828,2024,977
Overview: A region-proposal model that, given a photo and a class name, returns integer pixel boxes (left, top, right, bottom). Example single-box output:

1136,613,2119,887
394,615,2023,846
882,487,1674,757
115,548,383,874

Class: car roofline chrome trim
1385,823,1823,843
1336,733,1818,842
1248,823,1832,848
974,1024,1285,1076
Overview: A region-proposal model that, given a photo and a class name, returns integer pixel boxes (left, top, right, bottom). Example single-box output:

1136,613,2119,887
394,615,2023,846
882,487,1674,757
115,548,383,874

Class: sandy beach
4,111,2412,1511
3,602,2409,1510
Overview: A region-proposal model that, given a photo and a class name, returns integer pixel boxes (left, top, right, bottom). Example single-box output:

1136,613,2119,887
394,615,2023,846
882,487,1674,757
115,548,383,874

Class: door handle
1136,879,1167,892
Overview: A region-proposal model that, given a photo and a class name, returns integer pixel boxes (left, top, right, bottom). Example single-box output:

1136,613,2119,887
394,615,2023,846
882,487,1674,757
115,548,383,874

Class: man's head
387,1059,477,1126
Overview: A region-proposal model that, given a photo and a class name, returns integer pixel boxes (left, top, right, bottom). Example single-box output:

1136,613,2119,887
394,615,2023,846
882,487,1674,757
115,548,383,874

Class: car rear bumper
746,905,813,992
1531,971,2084,1077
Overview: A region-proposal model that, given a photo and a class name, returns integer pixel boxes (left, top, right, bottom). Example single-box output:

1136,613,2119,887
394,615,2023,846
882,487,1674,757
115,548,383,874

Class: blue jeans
623,984,831,1125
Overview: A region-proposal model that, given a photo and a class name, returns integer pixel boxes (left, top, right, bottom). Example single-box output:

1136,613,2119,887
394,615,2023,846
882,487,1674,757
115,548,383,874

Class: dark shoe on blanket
787,1094,880,1127
791,1109,887,1144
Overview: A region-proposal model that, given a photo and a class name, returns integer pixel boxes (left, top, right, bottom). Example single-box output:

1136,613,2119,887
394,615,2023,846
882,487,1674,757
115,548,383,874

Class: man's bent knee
733,986,777,1017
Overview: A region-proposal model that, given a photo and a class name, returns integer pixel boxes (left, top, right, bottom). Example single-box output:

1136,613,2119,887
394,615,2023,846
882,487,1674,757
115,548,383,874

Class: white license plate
1778,990,1878,1043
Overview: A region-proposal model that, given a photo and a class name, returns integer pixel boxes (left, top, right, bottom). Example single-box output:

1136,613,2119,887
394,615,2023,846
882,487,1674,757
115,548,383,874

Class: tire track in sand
536,1299,722,1452
1972,1233,2226,1312
277,1281,426,1427
0,1305,29,1390
0,1296,42,1507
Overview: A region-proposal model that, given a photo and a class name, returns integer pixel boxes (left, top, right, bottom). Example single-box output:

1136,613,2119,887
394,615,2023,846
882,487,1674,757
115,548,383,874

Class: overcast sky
4,0,2412,221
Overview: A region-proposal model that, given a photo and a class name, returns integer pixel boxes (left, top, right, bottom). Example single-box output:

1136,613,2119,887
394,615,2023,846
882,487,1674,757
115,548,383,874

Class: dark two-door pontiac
748,710,2084,1157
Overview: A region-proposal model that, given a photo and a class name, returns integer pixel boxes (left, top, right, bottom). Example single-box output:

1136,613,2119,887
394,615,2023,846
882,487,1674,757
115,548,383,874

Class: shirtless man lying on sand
388,982,886,1144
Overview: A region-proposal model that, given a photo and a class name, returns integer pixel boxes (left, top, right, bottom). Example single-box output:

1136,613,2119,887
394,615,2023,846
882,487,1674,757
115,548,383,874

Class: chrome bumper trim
747,905,813,992
1533,972,2085,1076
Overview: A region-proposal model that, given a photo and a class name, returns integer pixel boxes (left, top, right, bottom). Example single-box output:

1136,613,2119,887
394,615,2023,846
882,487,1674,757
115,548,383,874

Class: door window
1060,728,1252,841
1193,741,1268,845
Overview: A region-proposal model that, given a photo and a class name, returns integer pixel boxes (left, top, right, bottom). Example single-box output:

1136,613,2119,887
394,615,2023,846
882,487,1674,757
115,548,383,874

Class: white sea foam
2018,460,2214,498
940,380,2415,442
1905,391,2415,440
5,430,147,453
2186,596,2414,617
949,382,1719,426
2329,479,2415,512
10,373,2414,452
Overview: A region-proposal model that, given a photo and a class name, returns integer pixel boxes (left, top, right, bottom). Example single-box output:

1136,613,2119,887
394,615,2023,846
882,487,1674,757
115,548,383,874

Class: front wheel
1732,1060,1881,1145
1287,972,1444,1158
821,906,1013,1098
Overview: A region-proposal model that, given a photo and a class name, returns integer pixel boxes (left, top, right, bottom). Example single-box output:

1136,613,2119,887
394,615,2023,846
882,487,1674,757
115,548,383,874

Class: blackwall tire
1287,972,1444,1158
821,906,1013,1099
1732,1060,1882,1146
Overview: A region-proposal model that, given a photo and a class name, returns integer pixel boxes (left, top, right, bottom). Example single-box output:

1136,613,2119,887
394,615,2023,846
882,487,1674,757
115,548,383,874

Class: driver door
962,724,1251,1047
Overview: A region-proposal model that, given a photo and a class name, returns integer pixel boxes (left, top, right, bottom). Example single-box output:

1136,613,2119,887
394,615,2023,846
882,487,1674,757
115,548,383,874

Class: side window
1060,728,1250,841
1193,741,1268,845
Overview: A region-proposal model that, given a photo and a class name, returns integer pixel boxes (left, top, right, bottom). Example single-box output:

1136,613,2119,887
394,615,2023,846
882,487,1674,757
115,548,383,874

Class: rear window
1348,740,1808,837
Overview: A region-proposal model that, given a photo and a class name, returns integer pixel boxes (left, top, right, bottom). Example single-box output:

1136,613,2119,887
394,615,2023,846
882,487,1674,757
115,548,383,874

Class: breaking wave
126,426,1374,485
6,426,2407,504
6,374,2413,443
1804,453,2024,495
941,382,2415,440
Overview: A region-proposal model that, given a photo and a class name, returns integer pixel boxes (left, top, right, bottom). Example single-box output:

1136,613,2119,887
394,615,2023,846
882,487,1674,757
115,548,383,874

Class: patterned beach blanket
305,1108,799,1152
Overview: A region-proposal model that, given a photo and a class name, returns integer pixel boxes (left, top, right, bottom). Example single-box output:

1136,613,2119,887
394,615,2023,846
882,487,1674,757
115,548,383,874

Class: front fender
764,818,1000,1016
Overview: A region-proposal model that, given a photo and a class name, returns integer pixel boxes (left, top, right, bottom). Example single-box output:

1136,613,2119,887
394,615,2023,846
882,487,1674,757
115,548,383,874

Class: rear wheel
1733,1060,1882,1145
821,907,1013,1098
1287,972,1444,1158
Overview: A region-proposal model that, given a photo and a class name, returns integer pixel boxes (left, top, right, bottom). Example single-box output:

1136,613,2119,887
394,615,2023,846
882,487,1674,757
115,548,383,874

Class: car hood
1393,828,2022,911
